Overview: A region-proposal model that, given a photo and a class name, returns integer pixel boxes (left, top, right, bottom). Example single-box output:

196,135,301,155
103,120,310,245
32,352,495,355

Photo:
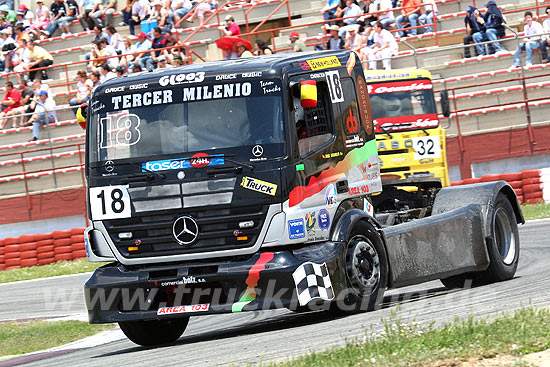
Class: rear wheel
333,221,388,313
118,317,189,346
441,193,520,289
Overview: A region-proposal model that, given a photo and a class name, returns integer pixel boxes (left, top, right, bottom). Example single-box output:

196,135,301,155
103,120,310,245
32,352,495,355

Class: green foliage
0,259,107,284
521,202,550,220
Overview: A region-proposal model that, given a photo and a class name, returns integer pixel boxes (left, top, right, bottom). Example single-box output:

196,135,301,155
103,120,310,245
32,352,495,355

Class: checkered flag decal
292,262,334,306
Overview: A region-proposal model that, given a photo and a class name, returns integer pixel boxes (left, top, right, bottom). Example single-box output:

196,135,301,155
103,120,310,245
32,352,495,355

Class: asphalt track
1,219,549,367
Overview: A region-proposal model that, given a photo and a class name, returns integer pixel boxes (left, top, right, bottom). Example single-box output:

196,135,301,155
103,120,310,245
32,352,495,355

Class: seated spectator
30,0,50,40
150,0,173,34
0,81,21,129
89,70,100,86
99,63,116,82
511,12,547,68
361,21,398,69
106,25,124,54
114,65,125,76
483,0,506,54
59,0,79,36
418,0,438,33
12,39,31,82
26,90,56,141
139,26,166,71
96,0,117,27
0,5,16,25
131,31,151,71
320,0,340,24
237,43,253,58
5,79,34,128
171,0,193,26
344,24,363,53
127,0,150,35
0,15,14,37
15,8,31,29
463,5,486,58
26,40,53,80
255,39,273,55
172,55,184,66
342,0,362,26
0,28,16,73
325,24,345,50
14,25,30,43
18,5,34,28
78,0,101,31
289,31,306,52
187,0,217,25
69,69,93,113
119,35,135,65
89,37,118,71
395,0,422,37
377,0,395,29
164,31,182,63
542,7,550,63
357,0,377,27
42,0,66,37
156,54,172,68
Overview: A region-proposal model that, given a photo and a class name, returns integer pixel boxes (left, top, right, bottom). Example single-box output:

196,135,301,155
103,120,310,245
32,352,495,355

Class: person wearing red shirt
0,82,22,129
395,0,422,37
220,15,240,36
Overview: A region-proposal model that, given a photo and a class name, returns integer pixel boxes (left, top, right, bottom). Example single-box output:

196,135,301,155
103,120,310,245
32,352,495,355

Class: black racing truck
81,50,523,346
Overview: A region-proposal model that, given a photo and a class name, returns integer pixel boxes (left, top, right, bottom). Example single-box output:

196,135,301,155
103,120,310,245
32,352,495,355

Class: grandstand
0,0,549,235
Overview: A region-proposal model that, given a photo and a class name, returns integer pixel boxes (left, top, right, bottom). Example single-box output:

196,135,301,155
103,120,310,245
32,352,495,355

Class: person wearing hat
156,55,172,69
30,0,50,38
150,0,173,34
131,31,151,71
25,40,54,80
326,24,345,50
0,28,16,72
289,31,305,52
18,5,35,26
218,14,240,36
26,89,56,141
15,10,31,29
236,42,253,58
344,24,363,53
0,5,16,24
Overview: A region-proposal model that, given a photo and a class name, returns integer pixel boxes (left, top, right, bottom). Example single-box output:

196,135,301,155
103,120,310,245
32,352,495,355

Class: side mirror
300,80,317,108
76,103,88,130
440,90,450,118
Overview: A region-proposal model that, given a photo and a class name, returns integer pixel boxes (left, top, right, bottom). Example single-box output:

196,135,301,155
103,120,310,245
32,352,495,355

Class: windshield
368,79,438,133
89,79,284,163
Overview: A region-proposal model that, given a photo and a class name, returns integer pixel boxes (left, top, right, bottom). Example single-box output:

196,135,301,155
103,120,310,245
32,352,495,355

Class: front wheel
333,221,388,313
441,193,520,289
119,317,189,346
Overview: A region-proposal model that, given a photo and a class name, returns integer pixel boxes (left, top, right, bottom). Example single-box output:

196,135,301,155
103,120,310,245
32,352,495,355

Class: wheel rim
494,207,516,265
347,236,380,295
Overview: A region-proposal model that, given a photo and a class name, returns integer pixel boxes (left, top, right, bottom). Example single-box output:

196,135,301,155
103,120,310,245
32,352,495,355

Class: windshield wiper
90,161,166,182
222,157,255,171
379,124,393,139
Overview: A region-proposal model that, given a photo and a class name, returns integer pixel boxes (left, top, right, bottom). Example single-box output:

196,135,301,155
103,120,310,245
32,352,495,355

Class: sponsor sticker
305,212,316,234
159,276,206,287
242,71,262,78
157,303,210,315
356,75,373,135
325,184,337,208
318,209,330,230
260,80,281,94
142,154,224,172
288,218,305,239
159,72,205,86
345,134,364,148
306,56,342,71
240,177,278,196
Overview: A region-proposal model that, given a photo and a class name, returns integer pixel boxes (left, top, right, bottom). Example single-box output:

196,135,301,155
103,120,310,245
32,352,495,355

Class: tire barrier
451,168,549,204
0,228,87,271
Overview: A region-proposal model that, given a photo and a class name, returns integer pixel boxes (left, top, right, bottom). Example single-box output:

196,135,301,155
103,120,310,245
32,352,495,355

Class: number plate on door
89,185,131,220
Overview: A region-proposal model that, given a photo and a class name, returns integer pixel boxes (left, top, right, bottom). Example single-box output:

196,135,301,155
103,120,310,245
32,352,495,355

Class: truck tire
335,221,388,313
441,193,520,288
119,317,189,347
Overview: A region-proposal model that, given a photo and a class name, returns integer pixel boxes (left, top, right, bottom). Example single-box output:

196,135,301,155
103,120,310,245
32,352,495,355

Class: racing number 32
412,136,441,159
89,186,131,220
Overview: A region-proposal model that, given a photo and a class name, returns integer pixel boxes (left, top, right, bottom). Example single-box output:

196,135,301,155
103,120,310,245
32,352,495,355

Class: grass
0,258,107,284
521,202,550,220
0,320,114,357
276,307,550,367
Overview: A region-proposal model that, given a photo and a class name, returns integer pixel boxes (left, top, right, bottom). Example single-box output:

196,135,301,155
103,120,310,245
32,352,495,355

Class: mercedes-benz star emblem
105,160,114,173
172,216,199,245
252,145,264,157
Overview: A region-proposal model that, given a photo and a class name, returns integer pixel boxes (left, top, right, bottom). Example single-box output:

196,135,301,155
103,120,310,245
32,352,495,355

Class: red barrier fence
0,227,86,271
451,168,549,204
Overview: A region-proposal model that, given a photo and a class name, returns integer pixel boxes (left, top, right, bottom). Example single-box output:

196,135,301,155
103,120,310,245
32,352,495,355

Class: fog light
118,232,133,239
239,221,254,229
237,236,248,241
128,246,139,252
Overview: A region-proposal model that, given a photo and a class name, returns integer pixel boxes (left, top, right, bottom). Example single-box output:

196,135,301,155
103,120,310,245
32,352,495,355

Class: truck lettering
112,90,173,109
240,177,277,196
182,82,251,101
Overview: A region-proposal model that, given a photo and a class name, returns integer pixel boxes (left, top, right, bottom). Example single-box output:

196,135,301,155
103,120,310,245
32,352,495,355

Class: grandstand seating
0,0,549,203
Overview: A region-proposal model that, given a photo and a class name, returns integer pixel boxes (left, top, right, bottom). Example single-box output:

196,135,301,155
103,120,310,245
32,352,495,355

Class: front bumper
85,241,347,323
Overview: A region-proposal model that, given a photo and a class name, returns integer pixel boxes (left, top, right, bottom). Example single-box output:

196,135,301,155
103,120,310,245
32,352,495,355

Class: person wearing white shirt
511,11,546,67
343,0,362,25
99,64,117,82
418,0,438,33
376,0,394,29
541,6,550,63
361,21,398,69
27,89,56,141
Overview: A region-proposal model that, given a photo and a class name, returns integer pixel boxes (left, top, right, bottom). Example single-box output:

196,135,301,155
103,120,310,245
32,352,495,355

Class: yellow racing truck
364,69,451,225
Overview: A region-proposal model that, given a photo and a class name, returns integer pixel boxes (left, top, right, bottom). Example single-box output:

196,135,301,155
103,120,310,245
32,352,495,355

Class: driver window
292,82,333,158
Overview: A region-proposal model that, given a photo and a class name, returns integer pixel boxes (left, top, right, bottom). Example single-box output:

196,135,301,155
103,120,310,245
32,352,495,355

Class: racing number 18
89,185,131,220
